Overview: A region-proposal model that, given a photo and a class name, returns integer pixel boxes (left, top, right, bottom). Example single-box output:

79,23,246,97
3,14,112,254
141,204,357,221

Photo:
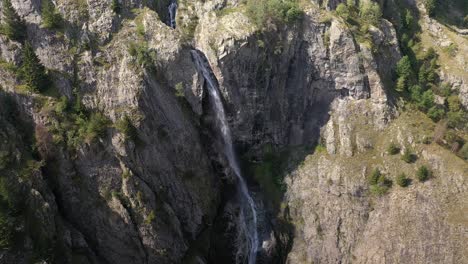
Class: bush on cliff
0,0,27,42
41,0,64,30
19,43,50,93
246,0,303,29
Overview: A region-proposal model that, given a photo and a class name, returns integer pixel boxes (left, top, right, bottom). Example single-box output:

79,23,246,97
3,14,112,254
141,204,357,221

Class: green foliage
55,96,69,114
359,0,382,25
19,42,49,93
425,0,437,17
427,106,445,122
447,110,466,129
41,0,63,30
416,165,431,182
396,173,410,187
111,0,121,14
417,90,435,112
76,112,110,144
246,0,303,29
447,95,461,112
368,168,381,185
443,43,458,57
387,142,400,155
0,0,27,42
403,9,414,30
336,3,350,20
175,82,184,98
115,114,138,141
418,54,438,89
314,143,326,153
396,56,413,80
369,171,392,196
409,85,422,101
128,42,157,71
460,143,468,160
396,76,407,92
136,19,145,36
145,210,156,224
401,148,416,163
50,96,111,149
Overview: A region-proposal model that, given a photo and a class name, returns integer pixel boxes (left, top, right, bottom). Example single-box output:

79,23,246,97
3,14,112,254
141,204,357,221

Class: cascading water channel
191,50,259,264
168,0,177,29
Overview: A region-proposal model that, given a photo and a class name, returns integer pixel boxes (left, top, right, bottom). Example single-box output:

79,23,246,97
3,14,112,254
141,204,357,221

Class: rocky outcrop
0,0,466,263
286,112,468,264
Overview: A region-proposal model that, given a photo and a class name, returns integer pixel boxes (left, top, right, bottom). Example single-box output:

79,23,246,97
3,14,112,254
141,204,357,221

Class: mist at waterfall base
191,50,259,264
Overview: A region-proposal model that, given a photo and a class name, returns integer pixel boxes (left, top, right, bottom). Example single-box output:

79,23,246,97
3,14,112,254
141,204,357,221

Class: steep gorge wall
0,0,466,263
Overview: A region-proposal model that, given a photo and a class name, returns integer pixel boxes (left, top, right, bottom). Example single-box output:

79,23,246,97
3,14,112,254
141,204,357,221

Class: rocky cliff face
0,0,466,264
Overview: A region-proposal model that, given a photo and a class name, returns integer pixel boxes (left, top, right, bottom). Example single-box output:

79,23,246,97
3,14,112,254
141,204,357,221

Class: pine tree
0,0,26,41
19,42,49,93
111,0,121,14
41,0,63,30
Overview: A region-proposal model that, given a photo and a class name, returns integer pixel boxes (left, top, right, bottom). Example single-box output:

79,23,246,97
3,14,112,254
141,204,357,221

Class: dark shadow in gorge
213,24,341,263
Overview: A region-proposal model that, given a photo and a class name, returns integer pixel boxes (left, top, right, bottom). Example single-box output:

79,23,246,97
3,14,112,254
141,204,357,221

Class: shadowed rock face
0,0,466,264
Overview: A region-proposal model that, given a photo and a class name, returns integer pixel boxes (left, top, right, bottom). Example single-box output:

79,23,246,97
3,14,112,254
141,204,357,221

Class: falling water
168,0,177,29
191,50,259,264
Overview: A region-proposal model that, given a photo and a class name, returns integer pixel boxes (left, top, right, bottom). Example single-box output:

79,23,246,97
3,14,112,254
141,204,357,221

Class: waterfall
191,50,259,264
168,0,177,29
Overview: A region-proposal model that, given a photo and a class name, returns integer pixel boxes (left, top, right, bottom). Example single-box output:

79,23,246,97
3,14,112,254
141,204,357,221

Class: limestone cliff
0,0,466,264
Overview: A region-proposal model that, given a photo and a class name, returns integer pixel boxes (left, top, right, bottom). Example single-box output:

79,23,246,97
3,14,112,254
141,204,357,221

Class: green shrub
175,82,184,98
246,0,303,28
76,112,110,144
41,0,63,30
387,142,400,155
425,0,437,17
396,56,413,79
409,85,423,101
396,173,410,187
145,210,156,224
0,0,27,41
401,148,416,163
403,9,414,30
115,114,138,141
369,174,392,196
359,0,382,25
336,3,350,20
418,90,435,112
370,184,389,196
427,106,445,122
19,42,50,93
416,165,431,182
368,168,381,185
447,110,466,129
460,143,468,160
55,96,69,114
396,76,407,92
128,42,157,71
443,43,458,57
314,143,326,153
111,0,121,14
447,95,461,112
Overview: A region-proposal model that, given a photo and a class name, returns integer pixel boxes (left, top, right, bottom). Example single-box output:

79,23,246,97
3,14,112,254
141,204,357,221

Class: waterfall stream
168,0,177,29
191,50,259,264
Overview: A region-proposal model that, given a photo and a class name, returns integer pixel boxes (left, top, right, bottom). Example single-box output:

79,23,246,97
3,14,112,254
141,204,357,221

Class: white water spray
191,50,259,264
168,0,177,29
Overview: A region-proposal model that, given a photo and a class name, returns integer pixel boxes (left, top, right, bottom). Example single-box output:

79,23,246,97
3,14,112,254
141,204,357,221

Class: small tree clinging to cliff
0,0,27,41
19,42,49,93
41,0,63,30
246,0,303,28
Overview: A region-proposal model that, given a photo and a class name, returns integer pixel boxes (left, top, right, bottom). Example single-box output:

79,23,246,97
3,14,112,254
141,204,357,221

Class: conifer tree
41,0,63,30
0,0,26,41
19,42,49,93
